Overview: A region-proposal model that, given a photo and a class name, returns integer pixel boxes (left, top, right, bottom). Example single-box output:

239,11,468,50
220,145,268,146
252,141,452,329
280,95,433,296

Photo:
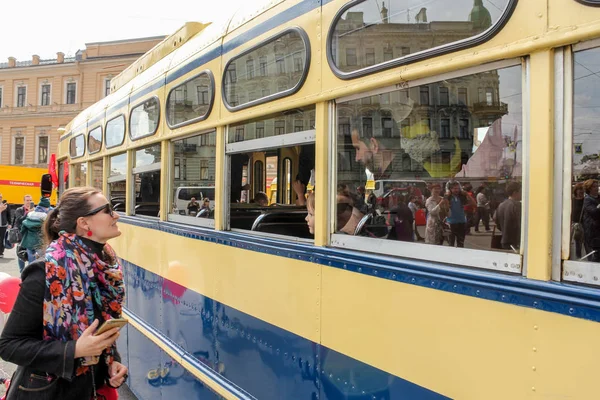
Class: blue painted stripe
130,77,167,105
107,98,129,117
166,46,222,85
123,258,451,400
118,216,600,323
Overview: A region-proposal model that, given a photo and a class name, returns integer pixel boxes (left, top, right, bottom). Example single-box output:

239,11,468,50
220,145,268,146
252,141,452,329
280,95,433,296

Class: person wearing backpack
20,197,52,264
11,194,33,272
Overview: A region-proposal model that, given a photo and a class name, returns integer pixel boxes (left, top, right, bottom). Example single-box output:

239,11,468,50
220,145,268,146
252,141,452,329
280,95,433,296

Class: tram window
88,126,102,154
570,46,600,263
108,153,127,212
329,0,515,78
166,72,214,128
105,115,125,149
130,97,160,140
229,106,315,143
336,64,523,262
132,144,161,217
223,28,310,111
69,134,85,158
58,160,68,198
169,131,216,224
72,162,87,187
90,159,103,190
229,144,315,239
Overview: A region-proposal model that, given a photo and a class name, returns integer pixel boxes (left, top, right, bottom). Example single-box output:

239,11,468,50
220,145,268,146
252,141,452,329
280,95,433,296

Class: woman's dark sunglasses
83,203,115,217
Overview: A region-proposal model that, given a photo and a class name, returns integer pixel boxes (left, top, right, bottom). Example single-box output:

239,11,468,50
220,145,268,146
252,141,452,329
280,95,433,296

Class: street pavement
0,246,138,399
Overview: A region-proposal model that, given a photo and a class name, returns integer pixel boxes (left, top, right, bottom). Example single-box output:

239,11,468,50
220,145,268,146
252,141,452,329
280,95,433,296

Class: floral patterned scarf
42,232,125,376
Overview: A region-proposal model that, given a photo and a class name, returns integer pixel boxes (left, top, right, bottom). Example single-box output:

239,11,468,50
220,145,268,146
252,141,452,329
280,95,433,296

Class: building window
16,87,26,107
14,137,24,165
486,87,494,105
440,119,451,138
276,54,285,74
439,87,449,106
346,48,357,66
66,82,76,104
105,79,111,97
362,117,373,137
383,46,393,61
294,56,303,72
259,56,267,76
459,119,469,139
174,158,180,179
200,160,209,180
294,120,304,132
41,84,51,106
256,121,265,138
365,48,375,65
339,117,351,137
38,136,48,164
382,117,393,138
0,87,3,107
246,59,255,79
458,88,468,105
420,87,430,105
275,120,286,135
228,63,237,83
235,127,245,142
401,47,411,56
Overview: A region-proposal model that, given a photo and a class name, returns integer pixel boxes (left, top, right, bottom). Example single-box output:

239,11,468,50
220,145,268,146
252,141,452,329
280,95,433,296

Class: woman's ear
369,137,380,154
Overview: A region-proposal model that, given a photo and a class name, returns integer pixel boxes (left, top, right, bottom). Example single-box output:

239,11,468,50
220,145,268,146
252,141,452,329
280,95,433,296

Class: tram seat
230,208,263,230
113,203,125,213
355,212,390,238
251,210,311,238
134,202,160,217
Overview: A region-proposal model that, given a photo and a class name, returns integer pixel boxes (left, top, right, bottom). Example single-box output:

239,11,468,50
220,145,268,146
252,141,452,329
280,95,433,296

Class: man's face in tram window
351,129,376,167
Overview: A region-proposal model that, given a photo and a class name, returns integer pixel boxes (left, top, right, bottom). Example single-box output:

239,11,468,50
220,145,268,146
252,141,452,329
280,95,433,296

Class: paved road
0,246,138,399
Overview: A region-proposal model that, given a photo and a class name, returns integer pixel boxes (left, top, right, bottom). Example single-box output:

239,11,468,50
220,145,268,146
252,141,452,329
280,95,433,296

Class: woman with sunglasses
0,187,128,400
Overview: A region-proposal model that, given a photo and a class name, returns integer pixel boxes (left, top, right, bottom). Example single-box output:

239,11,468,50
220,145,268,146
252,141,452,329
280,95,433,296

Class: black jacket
0,261,118,400
583,195,600,250
1,204,11,227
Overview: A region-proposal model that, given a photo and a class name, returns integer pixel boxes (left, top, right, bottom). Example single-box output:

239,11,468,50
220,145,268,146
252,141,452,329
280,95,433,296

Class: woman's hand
74,320,120,358
108,361,128,388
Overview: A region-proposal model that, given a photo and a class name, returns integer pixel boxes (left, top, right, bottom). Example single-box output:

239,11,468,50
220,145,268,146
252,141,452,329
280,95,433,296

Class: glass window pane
572,46,600,262
330,0,513,75
223,29,309,109
72,163,87,187
166,72,213,127
110,153,127,177
135,144,161,168
229,106,315,143
130,98,159,140
105,115,125,148
38,136,48,164
88,126,102,154
69,134,85,158
171,131,216,220
336,65,522,255
91,160,103,190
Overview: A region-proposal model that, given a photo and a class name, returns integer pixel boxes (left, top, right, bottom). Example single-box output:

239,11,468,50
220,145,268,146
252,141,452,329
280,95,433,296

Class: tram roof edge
110,21,211,93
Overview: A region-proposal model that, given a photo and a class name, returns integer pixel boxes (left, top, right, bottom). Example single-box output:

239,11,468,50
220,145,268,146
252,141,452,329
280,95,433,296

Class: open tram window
334,64,523,272
168,131,216,226
132,144,161,217
328,0,516,79
227,107,316,239
108,153,127,213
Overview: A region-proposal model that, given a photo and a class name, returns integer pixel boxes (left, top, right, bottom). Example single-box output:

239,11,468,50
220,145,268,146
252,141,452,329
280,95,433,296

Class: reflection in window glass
133,145,161,217
229,106,315,143
106,115,125,148
229,144,315,239
330,0,511,73
69,134,85,158
72,163,87,187
91,160,103,190
337,65,522,253
109,153,127,212
130,98,159,140
171,132,216,220
88,127,102,154
224,29,308,109
572,47,600,262
166,72,213,127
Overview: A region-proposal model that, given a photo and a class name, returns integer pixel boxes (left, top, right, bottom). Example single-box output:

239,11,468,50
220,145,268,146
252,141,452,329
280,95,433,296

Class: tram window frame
69,133,85,159
167,130,217,229
557,40,600,286
330,59,527,273
129,96,160,141
166,70,215,129
327,0,518,80
222,27,311,112
88,126,103,155
105,114,126,149
130,144,162,218
225,108,316,242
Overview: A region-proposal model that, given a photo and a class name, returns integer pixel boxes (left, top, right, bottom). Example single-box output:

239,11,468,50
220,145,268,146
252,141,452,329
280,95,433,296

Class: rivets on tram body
532,347,537,352
532,366,536,371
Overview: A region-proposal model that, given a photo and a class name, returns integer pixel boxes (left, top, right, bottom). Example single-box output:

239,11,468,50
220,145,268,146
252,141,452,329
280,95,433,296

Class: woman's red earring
87,230,93,237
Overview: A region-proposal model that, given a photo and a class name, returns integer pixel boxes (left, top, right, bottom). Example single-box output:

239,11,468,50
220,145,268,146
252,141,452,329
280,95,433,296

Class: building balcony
0,103,90,117
472,101,509,115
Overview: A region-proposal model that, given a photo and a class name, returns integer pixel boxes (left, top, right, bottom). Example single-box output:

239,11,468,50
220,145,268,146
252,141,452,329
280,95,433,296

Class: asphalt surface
0,246,138,399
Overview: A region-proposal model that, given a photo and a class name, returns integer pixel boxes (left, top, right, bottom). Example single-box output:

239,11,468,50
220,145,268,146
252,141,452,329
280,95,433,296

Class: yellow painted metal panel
111,224,321,343
320,266,600,400
314,101,329,247
526,51,554,282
